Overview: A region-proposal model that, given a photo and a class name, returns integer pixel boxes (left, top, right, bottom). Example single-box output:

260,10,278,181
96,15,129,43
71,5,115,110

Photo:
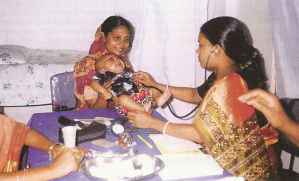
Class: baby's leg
118,95,152,114
150,88,171,107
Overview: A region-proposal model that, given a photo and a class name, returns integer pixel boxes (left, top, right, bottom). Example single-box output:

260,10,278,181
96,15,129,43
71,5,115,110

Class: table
25,108,230,181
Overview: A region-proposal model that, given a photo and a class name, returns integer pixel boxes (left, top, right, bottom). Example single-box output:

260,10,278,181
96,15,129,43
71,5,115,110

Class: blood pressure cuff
59,121,106,144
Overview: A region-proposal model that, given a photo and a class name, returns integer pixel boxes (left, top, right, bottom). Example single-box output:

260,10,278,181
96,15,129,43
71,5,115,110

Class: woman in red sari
73,16,133,110
0,114,84,180
129,16,279,180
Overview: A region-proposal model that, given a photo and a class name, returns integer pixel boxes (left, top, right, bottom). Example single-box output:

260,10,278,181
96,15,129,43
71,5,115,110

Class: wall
0,0,144,50
1,0,275,124
0,0,145,124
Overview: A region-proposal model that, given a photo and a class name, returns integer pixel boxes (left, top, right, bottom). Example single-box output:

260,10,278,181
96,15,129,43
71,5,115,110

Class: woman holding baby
73,16,134,110
74,16,170,115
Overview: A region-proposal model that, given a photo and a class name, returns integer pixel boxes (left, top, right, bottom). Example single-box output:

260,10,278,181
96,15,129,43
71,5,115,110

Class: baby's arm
91,80,112,100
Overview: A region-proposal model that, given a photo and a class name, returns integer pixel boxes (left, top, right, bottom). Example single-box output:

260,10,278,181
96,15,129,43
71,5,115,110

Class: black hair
200,16,268,90
101,16,130,37
101,16,134,49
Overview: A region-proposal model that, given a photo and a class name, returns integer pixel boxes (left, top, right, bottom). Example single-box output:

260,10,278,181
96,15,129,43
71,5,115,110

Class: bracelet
163,122,170,135
48,142,63,160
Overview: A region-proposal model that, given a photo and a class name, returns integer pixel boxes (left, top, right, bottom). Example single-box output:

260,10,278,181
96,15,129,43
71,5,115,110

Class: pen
137,134,153,149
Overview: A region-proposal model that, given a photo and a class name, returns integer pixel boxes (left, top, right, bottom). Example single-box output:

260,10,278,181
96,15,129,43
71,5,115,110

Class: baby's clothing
93,68,152,117
115,88,151,117
93,68,139,97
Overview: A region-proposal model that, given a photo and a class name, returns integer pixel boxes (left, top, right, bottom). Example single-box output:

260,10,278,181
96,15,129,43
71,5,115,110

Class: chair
50,72,76,112
276,98,299,181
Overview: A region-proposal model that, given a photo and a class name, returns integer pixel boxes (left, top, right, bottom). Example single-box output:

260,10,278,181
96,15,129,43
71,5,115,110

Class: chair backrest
276,98,299,180
279,98,299,156
50,72,76,112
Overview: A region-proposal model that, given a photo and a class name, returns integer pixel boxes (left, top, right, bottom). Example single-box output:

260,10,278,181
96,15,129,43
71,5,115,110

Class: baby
91,53,171,117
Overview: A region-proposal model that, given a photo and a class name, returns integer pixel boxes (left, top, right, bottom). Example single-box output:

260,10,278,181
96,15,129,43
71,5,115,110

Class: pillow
28,49,88,64
0,45,30,64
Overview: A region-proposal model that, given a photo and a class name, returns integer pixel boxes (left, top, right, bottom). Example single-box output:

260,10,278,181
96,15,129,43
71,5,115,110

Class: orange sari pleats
0,115,30,172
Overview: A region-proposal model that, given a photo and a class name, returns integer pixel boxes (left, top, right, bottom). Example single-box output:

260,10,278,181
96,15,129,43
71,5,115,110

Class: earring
215,50,218,53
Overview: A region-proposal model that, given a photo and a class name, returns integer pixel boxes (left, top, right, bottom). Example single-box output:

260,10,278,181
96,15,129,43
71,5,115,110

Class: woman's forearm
134,71,202,103
128,111,202,143
161,123,202,143
149,117,202,143
90,81,107,94
93,96,108,108
25,129,64,158
0,147,81,181
25,129,54,153
154,83,202,103
86,95,108,109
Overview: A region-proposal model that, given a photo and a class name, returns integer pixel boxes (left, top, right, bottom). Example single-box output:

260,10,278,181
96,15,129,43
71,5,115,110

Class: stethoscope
145,50,217,120
204,50,216,81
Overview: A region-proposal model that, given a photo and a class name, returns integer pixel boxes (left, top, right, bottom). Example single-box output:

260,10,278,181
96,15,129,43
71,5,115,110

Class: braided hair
200,16,268,90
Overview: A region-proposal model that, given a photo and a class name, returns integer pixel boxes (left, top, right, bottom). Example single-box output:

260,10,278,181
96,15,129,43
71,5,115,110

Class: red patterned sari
193,72,278,181
0,115,31,172
73,26,132,110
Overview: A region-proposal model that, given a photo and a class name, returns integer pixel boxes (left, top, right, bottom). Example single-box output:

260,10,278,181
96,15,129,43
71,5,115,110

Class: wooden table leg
0,106,4,114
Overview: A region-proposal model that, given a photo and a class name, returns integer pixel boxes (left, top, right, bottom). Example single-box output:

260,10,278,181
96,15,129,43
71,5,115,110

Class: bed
0,44,88,107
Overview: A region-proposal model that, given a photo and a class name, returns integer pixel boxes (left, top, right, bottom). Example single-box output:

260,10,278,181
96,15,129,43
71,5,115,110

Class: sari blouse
193,72,277,181
73,26,133,110
0,115,31,172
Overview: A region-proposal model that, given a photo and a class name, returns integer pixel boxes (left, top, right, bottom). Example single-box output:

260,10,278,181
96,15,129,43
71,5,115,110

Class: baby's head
95,53,125,73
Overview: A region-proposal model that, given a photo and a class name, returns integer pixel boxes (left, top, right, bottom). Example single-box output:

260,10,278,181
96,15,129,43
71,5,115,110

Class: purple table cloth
25,108,229,181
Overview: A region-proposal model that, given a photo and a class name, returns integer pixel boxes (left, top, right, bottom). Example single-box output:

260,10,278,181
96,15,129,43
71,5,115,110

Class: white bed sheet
0,49,88,106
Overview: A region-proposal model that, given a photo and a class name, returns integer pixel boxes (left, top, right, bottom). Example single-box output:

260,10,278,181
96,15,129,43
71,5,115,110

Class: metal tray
79,154,164,180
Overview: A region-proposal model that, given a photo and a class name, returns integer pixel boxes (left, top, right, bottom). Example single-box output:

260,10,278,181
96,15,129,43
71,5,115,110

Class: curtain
0,0,277,123
129,0,208,123
270,0,299,99
130,0,274,123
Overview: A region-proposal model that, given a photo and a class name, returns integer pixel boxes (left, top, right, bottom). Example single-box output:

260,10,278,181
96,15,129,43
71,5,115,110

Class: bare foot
143,102,152,114
155,89,171,107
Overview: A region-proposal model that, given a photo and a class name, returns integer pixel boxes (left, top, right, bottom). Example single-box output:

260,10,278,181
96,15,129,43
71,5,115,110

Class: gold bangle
48,142,63,160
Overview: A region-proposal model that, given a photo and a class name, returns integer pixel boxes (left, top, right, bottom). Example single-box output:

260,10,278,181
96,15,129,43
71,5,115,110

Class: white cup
62,126,77,148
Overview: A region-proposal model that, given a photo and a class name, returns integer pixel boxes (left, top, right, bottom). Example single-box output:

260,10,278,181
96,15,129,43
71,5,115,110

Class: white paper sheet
156,154,224,180
149,134,202,153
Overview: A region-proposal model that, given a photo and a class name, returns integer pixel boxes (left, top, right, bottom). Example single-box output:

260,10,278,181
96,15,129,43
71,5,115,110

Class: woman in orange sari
73,16,133,110
0,114,84,180
129,16,279,180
